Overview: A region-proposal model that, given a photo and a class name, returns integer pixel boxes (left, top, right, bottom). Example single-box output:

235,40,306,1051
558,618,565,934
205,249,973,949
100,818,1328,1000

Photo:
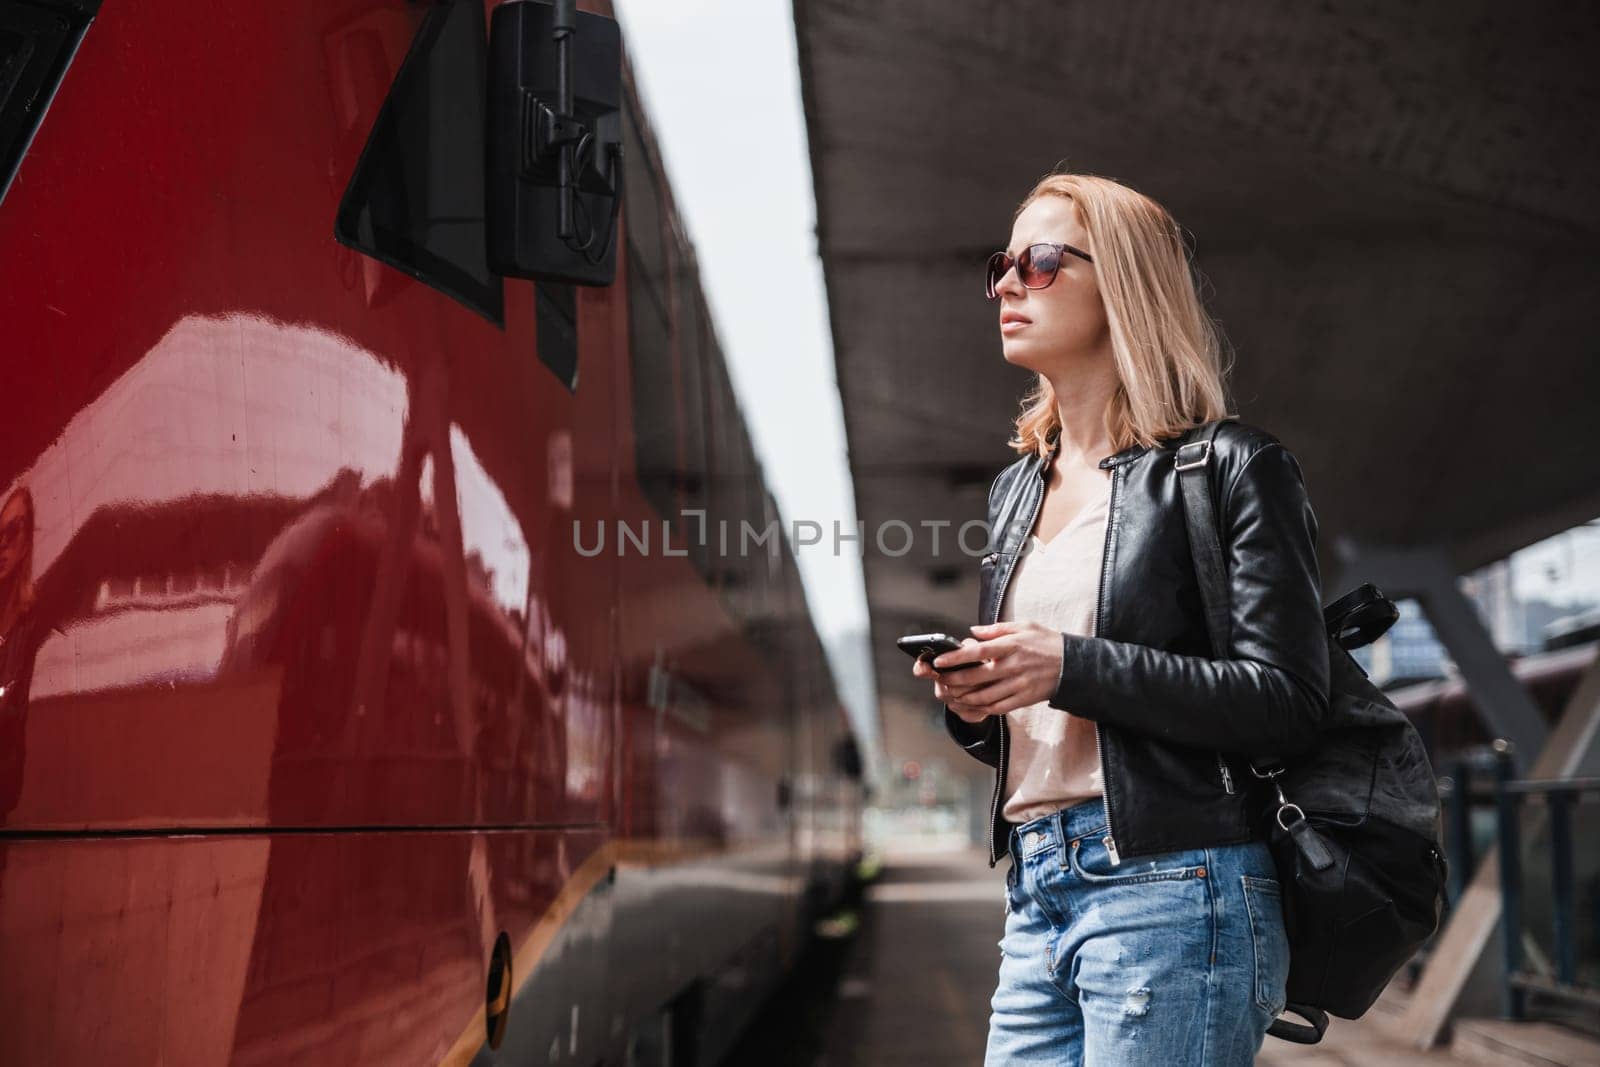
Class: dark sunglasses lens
1019,245,1061,288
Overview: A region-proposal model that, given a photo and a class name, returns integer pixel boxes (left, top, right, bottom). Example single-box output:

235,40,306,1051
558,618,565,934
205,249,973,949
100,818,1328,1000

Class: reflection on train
0,1,865,1063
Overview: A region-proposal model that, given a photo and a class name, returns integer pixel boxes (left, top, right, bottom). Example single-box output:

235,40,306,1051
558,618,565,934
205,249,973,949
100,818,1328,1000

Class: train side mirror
487,0,623,286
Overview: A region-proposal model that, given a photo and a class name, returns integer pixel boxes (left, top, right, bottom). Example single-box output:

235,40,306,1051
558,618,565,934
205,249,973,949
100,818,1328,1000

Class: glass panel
0,1,86,208
334,0,503,324
535,281,578,391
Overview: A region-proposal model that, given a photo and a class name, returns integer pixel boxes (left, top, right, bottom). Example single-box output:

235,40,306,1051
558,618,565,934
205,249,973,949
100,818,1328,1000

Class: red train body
0,2,864,1063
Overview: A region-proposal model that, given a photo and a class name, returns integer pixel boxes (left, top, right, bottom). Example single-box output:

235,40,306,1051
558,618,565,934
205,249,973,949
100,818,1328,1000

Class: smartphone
896,632,979,672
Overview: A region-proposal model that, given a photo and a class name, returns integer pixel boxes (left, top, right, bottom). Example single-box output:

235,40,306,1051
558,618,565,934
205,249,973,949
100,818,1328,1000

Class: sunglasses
985,241,1095,300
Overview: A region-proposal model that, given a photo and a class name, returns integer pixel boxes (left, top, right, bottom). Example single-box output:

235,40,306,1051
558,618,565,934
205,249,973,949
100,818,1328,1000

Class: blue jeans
987,797,1289,1065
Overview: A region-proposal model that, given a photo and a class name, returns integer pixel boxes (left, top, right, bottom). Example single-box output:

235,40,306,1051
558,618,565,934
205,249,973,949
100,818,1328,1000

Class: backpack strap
1269,1004,1331,1044
1173,418,1233,657
1173,417,1287,779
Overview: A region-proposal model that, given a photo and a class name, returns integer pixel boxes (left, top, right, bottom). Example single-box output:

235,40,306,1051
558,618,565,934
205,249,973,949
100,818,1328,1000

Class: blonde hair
1005,170,1234,458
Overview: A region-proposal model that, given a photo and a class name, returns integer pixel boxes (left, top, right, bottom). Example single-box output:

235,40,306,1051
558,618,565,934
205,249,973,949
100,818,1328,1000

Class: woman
912,171,1329,1064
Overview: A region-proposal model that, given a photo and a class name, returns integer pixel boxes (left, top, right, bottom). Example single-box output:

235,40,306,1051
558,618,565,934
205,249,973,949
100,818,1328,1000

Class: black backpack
1175,418,1449,1045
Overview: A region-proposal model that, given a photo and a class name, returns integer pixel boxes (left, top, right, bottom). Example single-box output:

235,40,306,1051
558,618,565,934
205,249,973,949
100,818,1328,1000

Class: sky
613,1,879,740
1506,521,1600,609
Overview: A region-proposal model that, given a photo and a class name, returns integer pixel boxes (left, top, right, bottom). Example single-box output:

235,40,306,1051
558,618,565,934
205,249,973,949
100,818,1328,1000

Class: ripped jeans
987,797,1289,1065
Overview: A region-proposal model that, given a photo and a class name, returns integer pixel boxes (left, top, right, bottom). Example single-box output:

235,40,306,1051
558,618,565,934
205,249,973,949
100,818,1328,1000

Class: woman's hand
911,621,1065,723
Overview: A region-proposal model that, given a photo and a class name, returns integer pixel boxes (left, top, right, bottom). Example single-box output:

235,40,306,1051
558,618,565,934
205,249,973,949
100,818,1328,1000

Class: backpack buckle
1174,440,1211,471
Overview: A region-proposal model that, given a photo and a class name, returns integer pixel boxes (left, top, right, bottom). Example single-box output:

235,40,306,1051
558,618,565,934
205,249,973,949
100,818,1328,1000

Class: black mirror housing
487,0,623,286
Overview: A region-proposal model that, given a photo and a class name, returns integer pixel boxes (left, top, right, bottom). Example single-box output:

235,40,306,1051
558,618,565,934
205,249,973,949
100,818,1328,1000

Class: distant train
0,1,865,1064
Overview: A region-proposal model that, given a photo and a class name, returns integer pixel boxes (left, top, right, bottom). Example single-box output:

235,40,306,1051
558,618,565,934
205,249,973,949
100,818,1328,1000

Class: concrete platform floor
724,841,1488,1066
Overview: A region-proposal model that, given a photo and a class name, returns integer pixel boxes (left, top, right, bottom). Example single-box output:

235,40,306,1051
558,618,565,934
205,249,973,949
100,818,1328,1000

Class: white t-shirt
998,474,1110,824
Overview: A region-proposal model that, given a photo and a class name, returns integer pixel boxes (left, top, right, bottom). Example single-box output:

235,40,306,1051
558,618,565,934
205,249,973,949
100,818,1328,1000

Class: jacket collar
1097,443,1149,469
1003,434,1149,555
1040,431,1150,472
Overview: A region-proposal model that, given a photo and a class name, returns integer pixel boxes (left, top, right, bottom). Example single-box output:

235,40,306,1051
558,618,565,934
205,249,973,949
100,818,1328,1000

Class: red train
0,1,865,1063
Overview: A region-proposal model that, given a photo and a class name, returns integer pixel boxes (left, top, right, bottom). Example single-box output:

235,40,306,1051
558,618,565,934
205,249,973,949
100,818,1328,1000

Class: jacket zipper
984,460,1045,867
1092,462,1121,865
991,716,1009,867
1216,752,1236,794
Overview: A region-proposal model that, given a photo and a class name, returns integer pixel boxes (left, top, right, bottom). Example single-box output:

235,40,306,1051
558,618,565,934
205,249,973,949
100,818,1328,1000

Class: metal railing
1438,745,1507,915
1487,738,1600,1021
1402,744,1506,986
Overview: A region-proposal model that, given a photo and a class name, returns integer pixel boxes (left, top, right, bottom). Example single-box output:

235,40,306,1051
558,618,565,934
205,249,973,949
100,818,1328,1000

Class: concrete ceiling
793,0,1600,771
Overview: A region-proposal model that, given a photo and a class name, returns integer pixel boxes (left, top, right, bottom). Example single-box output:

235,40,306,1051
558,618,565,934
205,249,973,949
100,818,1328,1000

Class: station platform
724,840,1562,1066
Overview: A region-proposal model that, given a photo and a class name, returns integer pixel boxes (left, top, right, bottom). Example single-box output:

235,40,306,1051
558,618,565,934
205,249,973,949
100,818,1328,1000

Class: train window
704,347,738,596
623,103,679,525
0,1,100,209
627,239,676,523
707,348,769,620
621,103,665,298
674,256,711,578
536,281,578,391
621,96,724,582
335,0,504,325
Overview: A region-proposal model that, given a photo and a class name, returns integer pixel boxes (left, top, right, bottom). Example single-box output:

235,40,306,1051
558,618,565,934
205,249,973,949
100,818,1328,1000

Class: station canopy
793,2,1600,767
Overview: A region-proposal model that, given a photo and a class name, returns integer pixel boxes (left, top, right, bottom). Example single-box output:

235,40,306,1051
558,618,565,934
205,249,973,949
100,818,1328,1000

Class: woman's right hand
912,638,991,723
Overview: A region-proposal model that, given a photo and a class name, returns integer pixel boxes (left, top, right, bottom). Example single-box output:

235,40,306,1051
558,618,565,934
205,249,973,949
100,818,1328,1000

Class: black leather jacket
944,419,1331,868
